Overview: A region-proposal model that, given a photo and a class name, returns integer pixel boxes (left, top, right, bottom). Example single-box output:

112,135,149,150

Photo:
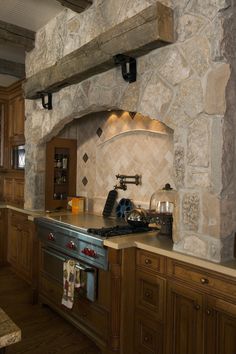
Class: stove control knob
66,241,76,250
48,233,55,241
81,248,97,258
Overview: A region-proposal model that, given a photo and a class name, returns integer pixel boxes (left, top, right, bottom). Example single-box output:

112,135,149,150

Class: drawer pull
200,278,209,285
145,291,152,298
145,258,152,265
206,308,211,316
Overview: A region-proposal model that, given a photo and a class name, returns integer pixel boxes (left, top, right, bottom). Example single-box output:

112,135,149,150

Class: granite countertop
0,308,21,349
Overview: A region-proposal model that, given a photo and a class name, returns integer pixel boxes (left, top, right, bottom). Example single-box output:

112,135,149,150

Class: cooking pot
125,208,150,227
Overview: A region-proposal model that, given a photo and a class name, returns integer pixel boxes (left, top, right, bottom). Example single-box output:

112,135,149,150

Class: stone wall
24,0,236,262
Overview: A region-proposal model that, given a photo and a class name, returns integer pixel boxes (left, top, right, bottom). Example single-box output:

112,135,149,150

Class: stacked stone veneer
24,0,236,262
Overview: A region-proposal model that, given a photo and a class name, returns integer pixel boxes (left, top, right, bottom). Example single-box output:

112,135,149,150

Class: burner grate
87,225,153,238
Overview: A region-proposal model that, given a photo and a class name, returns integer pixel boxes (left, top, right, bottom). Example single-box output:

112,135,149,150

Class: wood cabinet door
17,227,32,280
205,296,236,354
166,281,204,354
8,95,25,141
136,270,166,322
134,312,163,354
7,223,18,266
0,208,7,265
3,177,13,202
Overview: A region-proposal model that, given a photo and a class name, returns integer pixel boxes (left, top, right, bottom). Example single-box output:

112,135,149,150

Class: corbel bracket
113,54,137,83
38,92,53,110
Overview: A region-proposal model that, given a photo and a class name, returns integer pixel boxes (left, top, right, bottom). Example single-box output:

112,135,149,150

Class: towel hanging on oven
61,259,77,309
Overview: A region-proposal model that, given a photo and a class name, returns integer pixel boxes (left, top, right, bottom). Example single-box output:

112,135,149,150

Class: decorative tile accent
82,176,88,186
96,127,103,137
83,153,89,163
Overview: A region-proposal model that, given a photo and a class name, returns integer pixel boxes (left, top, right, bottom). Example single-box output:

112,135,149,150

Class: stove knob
81,248,97,258
66,241,76,250
48,232,55,241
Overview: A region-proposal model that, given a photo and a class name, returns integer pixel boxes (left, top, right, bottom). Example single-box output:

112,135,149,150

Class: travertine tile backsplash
60,111,174,212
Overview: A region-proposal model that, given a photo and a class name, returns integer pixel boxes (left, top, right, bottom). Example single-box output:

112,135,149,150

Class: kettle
125,208,150,227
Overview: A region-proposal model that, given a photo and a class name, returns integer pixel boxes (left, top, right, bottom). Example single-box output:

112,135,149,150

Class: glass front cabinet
45,137,77,210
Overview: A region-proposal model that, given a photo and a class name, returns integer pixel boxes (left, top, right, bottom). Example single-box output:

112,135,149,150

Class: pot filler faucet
114,174,141,190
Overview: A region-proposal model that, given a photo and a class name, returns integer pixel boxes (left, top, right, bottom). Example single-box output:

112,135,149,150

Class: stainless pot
125,208,150,227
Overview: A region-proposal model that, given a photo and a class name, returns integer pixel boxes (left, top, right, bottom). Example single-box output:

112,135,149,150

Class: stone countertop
0,308,21,349
104,232,236,278
2,203,236,278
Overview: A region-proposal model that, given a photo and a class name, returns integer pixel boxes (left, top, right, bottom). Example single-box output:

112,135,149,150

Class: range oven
35,217,108,302
35,215,154,303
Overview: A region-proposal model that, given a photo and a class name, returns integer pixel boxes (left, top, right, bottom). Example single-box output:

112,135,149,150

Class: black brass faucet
114,174,141,190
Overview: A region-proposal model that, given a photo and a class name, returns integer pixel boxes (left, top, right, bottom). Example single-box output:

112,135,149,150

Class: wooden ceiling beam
0,20,35,52
56,0,92,13
24,2,174,99
0,58,25,79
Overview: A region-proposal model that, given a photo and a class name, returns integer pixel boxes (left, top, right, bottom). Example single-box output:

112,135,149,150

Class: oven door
41,246,97,302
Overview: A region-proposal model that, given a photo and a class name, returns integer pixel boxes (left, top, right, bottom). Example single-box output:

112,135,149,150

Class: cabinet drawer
134,312,163,354
73,299,108,340
136,249,165,274
136,270,166,322
167,259,236,299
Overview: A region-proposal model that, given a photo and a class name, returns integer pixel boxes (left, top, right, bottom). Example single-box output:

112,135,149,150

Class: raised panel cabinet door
0,209,7,265
205,296,236,354
17,228,32,280
134,312,163,354
3,177,13,202
136,270,166,322
166,281,204,354
13,177,24,206
7,224,18,266
12,96,25,138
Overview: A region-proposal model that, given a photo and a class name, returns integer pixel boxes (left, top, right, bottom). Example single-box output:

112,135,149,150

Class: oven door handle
75,264,95,272
43,248,66,262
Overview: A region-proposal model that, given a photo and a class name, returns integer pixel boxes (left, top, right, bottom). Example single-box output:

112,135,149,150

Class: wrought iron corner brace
38,92,53,110
113,54,137,83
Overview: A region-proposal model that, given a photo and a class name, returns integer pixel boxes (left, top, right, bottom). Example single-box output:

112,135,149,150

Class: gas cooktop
87,225,154,238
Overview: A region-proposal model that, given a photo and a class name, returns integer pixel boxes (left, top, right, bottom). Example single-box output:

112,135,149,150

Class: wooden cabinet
7,210,35,284
0,81,25,205
0,208,7,265
8,85,25,144
134,250,236,354
134,250,166,354
166,281,204,354
45,137,77,210
166,258,236,354
3,173,24,206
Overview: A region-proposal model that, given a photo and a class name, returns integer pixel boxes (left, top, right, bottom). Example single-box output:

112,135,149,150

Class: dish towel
61,259,77,309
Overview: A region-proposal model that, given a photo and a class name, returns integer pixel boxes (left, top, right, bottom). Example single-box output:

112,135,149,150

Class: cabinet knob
194,303,200,310
206,308,211,316
48,232,55,241
200,278,209,285
145,258,152,265
145,291,152,298
144,336,150,343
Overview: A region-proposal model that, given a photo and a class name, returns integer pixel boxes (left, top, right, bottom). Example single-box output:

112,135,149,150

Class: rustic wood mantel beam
0,20,35,51
0,58,25,78
24,2,174,100
56,0,93,13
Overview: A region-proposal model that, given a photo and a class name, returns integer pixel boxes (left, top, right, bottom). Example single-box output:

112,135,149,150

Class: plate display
115,198,133,218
